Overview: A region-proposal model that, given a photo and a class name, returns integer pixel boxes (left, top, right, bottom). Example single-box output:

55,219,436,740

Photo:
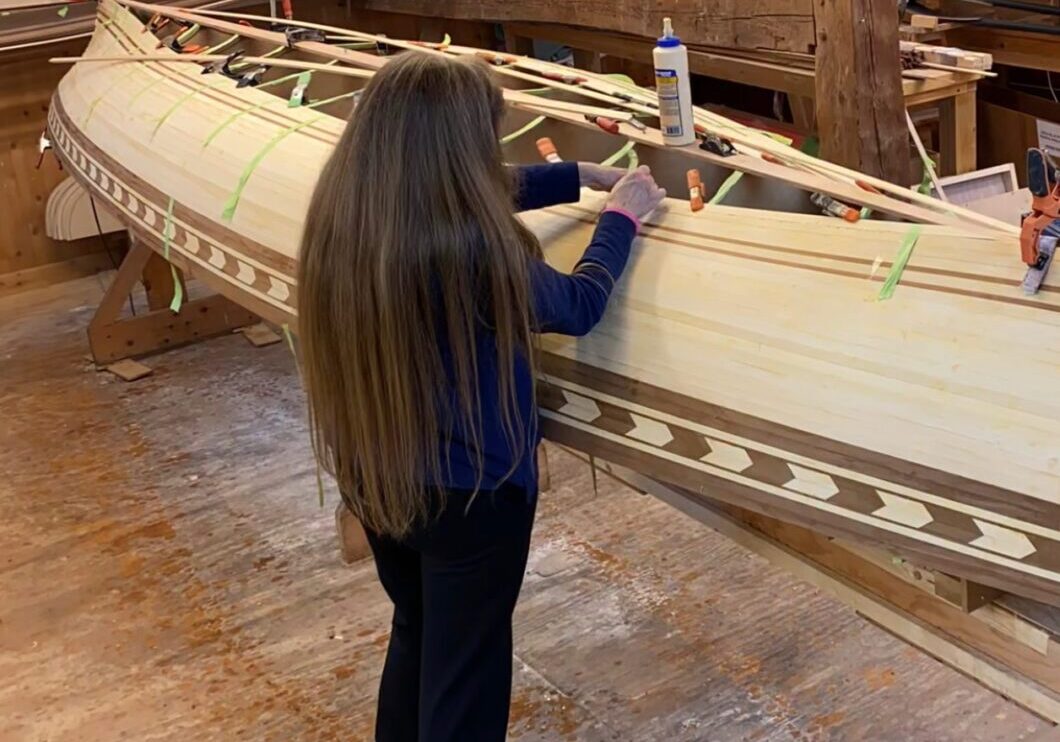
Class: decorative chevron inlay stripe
537,375,1060,590
47,102,297,317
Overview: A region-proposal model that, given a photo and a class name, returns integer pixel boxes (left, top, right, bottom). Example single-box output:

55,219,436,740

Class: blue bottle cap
656,35,681,48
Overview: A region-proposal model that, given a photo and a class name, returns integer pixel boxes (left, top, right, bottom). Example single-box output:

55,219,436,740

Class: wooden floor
0,274,1053,741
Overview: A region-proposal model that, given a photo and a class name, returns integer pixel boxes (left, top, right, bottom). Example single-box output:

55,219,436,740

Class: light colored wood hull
49,1,1060,605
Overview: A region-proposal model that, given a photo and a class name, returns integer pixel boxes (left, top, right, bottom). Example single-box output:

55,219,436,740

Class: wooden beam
813,0,908,183
341,0,818,54
945,27,1060,74
502,21,817,98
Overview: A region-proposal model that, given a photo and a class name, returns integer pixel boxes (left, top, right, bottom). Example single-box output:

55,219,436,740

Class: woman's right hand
605,166,666,221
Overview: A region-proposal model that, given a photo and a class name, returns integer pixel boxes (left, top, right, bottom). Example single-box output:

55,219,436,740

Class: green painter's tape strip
162,197,183,313
128,75,165,111
500,115,545,145
176,23,200,45
626,148,639,171
604,73,636,87
152,79,225,140
601,140,636,168
206,33,239,55
281,323,296,356
201,64,339,148
201,67,322,149
230,44,284,73
169,263,184,313
708,171,744,205
305,91,357,110
162,197,175,260
878,225,921,301
222,117,323,221
917,164,933,196
84,67,140,126
288,70,312,108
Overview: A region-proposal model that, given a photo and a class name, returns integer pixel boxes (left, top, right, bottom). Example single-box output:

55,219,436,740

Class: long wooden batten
46,0,1059,605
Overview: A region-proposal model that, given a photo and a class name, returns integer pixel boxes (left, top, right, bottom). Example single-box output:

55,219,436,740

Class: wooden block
911,14,939,30
934,571,1003,613
335,502,372,564
241,322,282,348
105,358,153,382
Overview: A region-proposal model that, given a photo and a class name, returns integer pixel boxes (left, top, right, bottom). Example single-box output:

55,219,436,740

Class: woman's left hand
578,163,627,192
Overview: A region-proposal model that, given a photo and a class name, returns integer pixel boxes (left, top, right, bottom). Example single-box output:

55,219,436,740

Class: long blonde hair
298,52,540,538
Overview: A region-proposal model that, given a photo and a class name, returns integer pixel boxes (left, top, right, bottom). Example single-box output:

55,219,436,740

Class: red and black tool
1019,148,1060,295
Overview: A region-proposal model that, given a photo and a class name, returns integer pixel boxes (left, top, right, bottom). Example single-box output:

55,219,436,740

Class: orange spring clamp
541,69,586,86
536,137,562,163
855,179,883,195
687,169,704,212
585,114,620,135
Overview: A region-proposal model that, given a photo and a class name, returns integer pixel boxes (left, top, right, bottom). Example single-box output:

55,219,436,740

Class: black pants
365,484,538,742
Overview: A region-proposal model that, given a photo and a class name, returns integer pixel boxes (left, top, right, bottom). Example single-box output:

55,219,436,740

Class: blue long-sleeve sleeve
513,162,581,211
532,210,637,336
430,163,637,495
510,163,638,336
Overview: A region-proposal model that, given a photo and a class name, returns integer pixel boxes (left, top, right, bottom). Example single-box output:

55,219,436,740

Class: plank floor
0,275,1052,741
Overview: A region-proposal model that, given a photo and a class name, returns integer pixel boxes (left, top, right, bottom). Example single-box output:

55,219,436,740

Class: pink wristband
602,206,640,235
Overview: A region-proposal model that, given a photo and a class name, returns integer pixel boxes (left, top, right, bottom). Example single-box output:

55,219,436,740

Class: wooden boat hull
49,1,1060,605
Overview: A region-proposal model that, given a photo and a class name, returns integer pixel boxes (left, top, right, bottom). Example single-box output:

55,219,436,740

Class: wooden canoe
47,0,1059,605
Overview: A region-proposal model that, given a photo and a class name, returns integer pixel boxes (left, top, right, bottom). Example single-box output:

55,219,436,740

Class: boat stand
88,237,259,365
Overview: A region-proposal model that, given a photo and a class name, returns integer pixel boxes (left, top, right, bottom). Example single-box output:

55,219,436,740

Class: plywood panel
0,38,102,277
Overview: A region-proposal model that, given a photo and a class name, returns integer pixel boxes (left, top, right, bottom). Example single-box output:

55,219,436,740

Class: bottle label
654,68,684,137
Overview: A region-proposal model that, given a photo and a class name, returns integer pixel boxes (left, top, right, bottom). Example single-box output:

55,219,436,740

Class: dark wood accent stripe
540,352,1060,529
555,207,1060,310
542,415,1060,607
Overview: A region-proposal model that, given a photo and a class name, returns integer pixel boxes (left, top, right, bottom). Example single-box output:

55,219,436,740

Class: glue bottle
653,17,695,146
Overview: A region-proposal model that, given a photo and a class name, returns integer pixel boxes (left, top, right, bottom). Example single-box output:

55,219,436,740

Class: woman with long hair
299,51,665,741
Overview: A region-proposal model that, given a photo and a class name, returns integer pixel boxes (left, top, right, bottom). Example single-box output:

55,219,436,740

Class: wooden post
813,0,909,184
939,88,977,175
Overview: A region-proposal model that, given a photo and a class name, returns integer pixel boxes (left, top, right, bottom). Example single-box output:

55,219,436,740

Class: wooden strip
50,53,377,78
539,353,1060,530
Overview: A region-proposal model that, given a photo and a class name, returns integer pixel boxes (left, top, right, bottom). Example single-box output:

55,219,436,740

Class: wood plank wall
347,0,818,53
0,37,108,290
